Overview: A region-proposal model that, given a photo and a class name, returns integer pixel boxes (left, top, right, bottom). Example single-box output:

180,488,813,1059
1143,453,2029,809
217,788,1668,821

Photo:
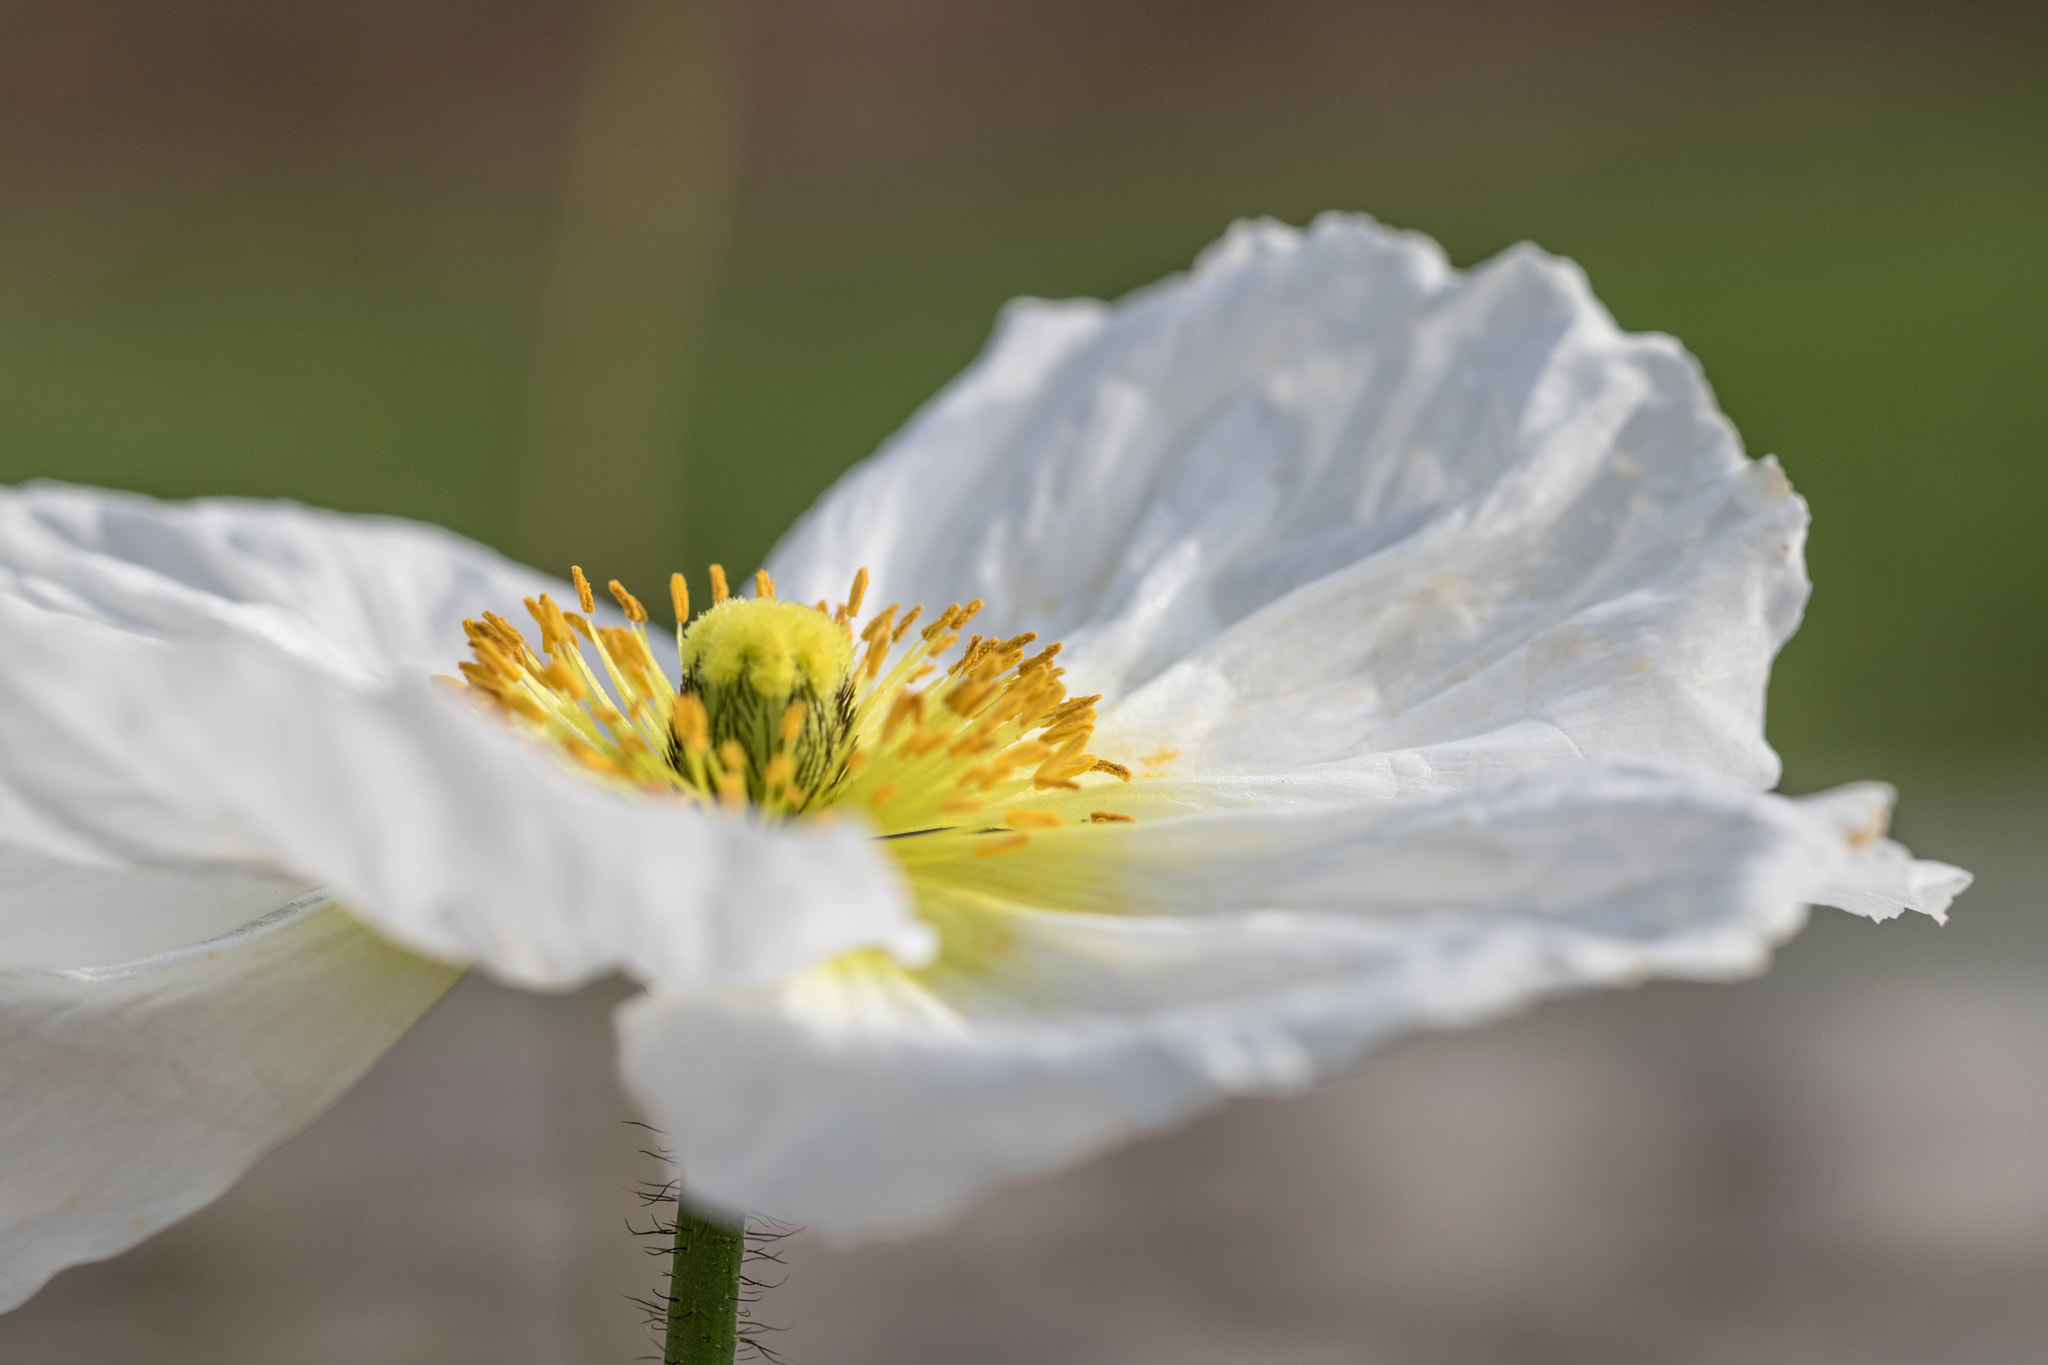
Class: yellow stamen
672,694,710,754
609,580,647,623
539,655,585,700
1003,809,1065,830
457,565,1154,919
976,832,1031,858
573,748,630,778
881,690,924,743
571,566,595,614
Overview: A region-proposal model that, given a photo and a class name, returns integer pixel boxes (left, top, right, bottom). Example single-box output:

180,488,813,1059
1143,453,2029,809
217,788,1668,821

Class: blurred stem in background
516,0,747,599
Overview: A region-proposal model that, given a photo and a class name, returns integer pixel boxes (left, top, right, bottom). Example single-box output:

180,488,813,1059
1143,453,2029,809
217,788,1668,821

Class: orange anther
609,579,647,623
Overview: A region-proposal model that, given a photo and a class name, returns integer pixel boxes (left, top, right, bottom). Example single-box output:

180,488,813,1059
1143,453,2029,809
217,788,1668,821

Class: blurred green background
2,0,2042,790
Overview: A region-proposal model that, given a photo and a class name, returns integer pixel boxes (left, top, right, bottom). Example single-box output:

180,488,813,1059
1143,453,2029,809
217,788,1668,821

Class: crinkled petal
0,481,564,684
768,214,1804,789
0,888,459,1311
0,595,927,991
618,768,1964,1229
1790,783,1971,925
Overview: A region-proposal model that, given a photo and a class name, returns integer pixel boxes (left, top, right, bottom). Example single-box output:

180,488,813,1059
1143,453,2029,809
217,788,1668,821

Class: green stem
664,1200,744,1365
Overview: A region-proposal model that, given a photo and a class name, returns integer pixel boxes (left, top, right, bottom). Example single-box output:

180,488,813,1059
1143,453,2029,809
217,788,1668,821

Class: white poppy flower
0,214,1966,1308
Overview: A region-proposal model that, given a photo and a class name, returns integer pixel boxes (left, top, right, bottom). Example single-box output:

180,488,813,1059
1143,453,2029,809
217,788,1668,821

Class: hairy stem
664,1200,744,1365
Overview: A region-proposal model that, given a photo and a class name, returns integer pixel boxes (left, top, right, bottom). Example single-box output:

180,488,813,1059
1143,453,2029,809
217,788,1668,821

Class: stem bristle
628,1126,796,1364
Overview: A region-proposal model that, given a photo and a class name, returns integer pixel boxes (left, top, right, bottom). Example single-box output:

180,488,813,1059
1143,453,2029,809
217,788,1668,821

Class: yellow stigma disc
680,597,853,700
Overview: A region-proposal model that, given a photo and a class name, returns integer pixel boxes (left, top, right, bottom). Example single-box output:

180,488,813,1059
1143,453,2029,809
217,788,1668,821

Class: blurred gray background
1,0,2044,1360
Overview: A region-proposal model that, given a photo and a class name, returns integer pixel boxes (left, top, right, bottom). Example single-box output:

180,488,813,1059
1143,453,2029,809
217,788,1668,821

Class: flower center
445,563,1134,850
679,596,856,807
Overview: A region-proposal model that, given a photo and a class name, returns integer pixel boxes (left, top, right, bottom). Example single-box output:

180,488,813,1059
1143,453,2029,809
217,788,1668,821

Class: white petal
0,846,310,970
618,767,1960,1229
1788,782,1971,925
0,891,460,1312
0,595,928,991
928,774,1962,941
0,481,565,684
768,215,1802,788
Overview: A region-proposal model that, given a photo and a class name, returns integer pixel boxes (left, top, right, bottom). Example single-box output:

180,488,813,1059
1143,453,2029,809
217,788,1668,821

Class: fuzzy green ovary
678,598,856,803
